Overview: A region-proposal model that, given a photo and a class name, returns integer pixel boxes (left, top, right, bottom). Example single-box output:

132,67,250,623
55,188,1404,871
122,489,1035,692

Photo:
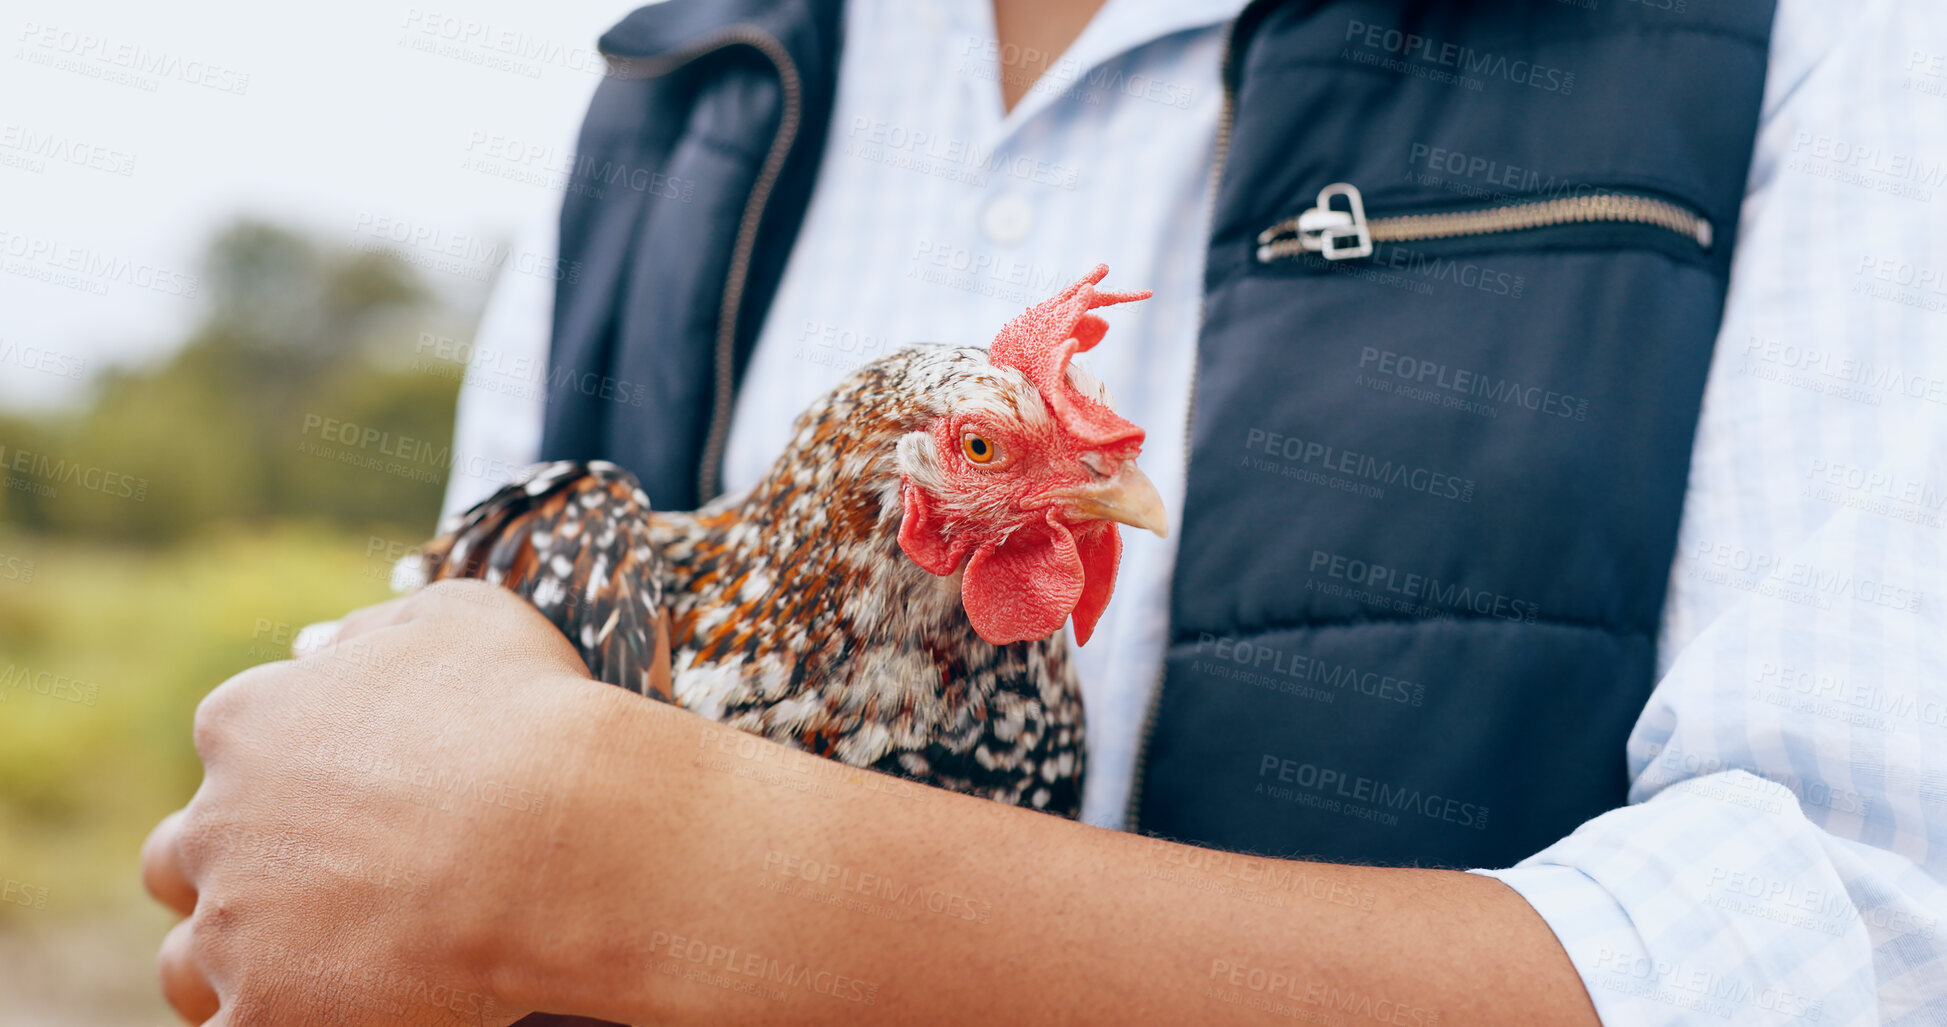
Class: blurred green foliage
0,529,397,920
0,220,487,920
0,220,471,541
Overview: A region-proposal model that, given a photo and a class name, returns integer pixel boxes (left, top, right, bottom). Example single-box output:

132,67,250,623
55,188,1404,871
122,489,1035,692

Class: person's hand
139,580,646,1025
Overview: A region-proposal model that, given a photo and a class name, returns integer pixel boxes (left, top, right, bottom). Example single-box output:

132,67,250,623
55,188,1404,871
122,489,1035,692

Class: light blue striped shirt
444,0,1947,1020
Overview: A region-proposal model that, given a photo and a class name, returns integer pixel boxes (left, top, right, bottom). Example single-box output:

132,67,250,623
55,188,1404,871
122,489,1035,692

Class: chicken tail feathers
418,460,674,702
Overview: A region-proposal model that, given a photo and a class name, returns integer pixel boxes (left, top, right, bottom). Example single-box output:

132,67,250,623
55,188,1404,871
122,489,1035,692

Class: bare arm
531,680,1599,1027
143,582,1598,1026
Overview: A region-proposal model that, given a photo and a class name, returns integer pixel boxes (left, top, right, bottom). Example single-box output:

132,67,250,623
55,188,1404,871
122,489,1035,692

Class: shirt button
981,193,1034,245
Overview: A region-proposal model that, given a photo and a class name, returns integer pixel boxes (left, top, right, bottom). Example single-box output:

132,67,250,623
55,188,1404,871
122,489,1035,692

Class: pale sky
0,0,641,411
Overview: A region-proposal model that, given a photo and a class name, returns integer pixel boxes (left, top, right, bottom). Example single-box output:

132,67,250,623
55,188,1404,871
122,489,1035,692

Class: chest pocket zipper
1256,182,1714,263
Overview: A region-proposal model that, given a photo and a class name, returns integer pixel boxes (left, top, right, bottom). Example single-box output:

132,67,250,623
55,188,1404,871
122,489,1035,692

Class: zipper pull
1300,183,1372,260
1257,183,1372,262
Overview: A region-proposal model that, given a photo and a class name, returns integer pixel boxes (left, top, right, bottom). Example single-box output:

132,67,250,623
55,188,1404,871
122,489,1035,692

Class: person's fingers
157,917,221,1024
306,595,414,653
289,619,341,657
304,579,542,662
142,809,198,916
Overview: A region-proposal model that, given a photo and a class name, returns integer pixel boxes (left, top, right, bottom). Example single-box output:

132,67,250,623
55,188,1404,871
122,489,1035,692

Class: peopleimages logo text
1259,755,1490,830
1344,20,1574,94
1358,347,1587,419
1309,550,1540,623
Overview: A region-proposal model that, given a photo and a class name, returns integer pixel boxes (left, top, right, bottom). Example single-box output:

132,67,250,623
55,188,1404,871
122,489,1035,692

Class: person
142,0,1947,1023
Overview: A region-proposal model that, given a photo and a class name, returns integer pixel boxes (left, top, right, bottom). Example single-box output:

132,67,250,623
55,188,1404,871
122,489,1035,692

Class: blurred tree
0,220,481,543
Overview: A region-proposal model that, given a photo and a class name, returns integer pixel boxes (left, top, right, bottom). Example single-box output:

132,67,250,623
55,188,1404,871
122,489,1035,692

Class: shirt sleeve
1476,1,1947,1023
437,205,558,522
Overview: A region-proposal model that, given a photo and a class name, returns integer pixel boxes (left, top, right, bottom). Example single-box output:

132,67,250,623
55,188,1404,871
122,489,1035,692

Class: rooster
412,265,1165,819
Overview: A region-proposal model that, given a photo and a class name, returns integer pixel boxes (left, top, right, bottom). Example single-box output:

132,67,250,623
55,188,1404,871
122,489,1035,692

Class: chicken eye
961,432,997,464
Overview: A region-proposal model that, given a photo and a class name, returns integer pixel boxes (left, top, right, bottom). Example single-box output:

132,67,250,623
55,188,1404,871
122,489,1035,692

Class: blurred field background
1,0,639,1017
0,224,481,1024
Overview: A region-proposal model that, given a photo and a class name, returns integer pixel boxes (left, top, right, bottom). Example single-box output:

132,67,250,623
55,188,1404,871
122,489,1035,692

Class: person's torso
541,0,1777,867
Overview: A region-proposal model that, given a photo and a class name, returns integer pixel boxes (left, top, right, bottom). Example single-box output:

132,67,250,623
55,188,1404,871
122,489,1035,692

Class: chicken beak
1048,462,1169,538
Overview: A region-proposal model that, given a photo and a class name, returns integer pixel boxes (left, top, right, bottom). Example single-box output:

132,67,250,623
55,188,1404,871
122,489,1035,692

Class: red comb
989,264,1151,452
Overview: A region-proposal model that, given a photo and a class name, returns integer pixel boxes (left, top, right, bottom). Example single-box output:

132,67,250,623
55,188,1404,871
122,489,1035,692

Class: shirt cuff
1470,775,1883,1027
1472,863,1660,1023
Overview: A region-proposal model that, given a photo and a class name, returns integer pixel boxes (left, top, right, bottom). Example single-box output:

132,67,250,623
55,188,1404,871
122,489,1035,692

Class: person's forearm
510,684,1601,1026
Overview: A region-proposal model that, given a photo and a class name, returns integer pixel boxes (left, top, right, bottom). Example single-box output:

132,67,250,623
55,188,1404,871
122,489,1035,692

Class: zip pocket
1256,182,1713,264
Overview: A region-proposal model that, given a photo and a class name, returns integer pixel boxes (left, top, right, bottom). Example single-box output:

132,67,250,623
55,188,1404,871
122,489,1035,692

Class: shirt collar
955,0,1248,133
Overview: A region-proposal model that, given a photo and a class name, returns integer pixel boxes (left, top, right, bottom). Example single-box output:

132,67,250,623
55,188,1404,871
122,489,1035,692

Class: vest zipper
1121,13,1245,834
602,26,805,503
701,30,802,502
1255,182,1713,263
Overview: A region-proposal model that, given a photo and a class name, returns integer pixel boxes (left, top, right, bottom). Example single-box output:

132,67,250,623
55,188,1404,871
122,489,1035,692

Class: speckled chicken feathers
418,461,670,701
415,344,1089,818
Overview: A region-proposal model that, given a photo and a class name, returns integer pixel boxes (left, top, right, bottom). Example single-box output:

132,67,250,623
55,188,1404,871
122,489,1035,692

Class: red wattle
1067,520,1122,646
960,514,1084,646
